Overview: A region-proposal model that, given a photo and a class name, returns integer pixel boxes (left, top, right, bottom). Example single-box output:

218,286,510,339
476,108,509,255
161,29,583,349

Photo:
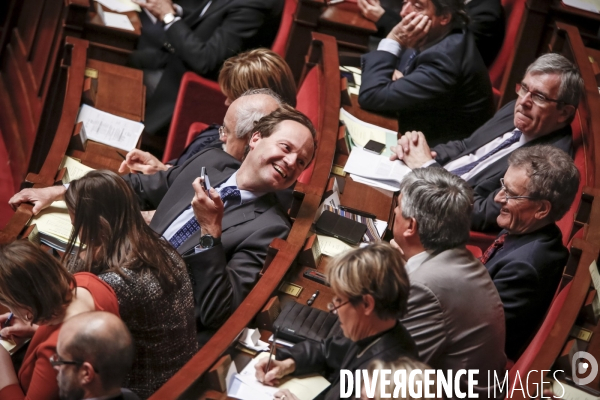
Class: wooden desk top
86,58,145,122
320,2,377,33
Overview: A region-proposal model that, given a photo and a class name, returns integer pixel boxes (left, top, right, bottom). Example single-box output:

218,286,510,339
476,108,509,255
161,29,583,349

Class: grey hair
400,168,473,252
235,88,284,139
525,53,584,108
508,145,579,222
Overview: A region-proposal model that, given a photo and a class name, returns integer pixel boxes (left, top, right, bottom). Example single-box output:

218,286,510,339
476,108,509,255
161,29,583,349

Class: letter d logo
572,351,598,386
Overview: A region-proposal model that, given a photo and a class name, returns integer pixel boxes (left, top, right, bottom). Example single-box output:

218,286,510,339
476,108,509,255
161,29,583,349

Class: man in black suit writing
9,106,316,345
130,0,284,135
358,0,495,142
392,53,583,232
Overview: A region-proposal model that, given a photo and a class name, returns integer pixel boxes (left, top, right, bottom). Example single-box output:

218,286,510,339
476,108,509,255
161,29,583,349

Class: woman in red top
0,240,119,400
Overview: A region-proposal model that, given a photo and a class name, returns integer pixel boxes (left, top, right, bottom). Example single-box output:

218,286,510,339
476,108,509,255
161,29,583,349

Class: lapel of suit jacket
153,165,236,236
459,101,517,158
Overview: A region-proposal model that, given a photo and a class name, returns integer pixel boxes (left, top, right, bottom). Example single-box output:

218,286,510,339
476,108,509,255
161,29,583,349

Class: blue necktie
403,50,418,75
168,186,241,249
450,130,522,177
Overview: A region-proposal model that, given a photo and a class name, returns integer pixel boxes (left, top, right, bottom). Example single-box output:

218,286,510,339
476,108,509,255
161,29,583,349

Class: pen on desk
339,205,377,220
265,327,279,377
115,151,126,160
2,312,13,329
307,290,319,306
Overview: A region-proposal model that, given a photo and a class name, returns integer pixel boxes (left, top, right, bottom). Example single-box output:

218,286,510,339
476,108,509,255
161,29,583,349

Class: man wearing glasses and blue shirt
481,145,579,360
391,53,584,232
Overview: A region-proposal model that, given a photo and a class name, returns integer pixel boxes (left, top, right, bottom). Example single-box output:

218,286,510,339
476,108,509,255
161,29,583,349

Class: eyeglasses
218,125,228,139
515,83,563,108
327,299,352,314
499,178,536,202
49,354,98,372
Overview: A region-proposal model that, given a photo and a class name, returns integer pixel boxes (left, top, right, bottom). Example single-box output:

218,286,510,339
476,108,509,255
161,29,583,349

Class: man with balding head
53,312,137,400
119,88,283,174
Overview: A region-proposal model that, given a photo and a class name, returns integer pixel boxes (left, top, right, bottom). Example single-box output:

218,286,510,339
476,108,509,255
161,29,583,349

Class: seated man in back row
482,145,579,359
9,106,316,345
358,0,495,143
393,53,584,232
130,0,284,136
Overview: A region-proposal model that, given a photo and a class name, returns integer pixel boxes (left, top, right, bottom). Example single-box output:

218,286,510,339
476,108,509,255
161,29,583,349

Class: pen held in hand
2,313,13,329
264,326,279,379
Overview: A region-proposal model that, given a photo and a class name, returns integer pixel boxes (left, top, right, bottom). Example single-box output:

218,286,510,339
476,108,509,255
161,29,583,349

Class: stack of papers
344,147,411,191
1,338,16,352
227,353,330,400
340,108,397,157
29,201,81,252
59,156,95,184
77,104,144,152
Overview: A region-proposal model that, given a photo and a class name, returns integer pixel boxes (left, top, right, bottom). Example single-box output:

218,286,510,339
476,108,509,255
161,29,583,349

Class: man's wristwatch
199,234,221,249
162,12,176,24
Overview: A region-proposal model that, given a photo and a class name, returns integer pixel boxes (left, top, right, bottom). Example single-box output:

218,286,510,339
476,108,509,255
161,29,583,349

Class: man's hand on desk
274,389,300,400
387,12,431,49
191,178,223,239
254,357,296,386
118,149,171,175
8,186,66,215
0,313,38,341
132,0,176,21
390,131,437,169
357,0,385,23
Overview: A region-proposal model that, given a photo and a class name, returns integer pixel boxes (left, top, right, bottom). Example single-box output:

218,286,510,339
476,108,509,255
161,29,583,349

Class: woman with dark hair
63,170,197,399
0,240,119,400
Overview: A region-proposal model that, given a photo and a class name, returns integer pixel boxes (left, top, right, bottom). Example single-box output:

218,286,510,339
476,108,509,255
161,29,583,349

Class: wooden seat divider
0,36,89,244
149,32,341,400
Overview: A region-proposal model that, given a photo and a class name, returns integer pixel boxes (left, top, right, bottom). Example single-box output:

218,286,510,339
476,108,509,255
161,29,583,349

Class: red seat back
555,111,587,246
163,73,227,163
489,0,526,89
296,66,322,184
508,281,571,387
272,0,298,57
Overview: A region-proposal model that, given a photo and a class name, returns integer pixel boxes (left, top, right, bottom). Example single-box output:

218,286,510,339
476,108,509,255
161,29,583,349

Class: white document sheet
77,104,144,151
96,0,141,12
562,0,600,13
344,147,411,190
228,353,330,400
103,12,135,31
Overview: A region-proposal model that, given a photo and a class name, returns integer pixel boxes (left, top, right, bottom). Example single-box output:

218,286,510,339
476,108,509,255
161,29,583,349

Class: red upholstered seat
296,66,322,184
272,0,298,57
162,73,227,163
555,111,587,245
507,281,572,391
489,0,526,89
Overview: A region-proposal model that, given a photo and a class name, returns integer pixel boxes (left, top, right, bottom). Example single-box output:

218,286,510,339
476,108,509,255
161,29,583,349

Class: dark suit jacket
432,100,573,232
130,0,283,135
277,324,417,400
359,27,494,143
375,0,505,66
122,148,291,344
485,224,568,359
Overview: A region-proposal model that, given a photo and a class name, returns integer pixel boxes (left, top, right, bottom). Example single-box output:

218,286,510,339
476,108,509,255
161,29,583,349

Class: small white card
103,12,135,31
